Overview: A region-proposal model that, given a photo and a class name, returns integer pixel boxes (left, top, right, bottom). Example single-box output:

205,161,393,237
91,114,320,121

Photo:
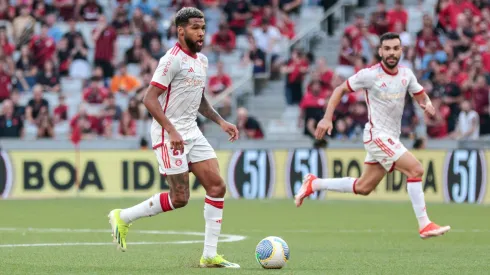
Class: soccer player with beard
108,7,241,268
295,33,451,239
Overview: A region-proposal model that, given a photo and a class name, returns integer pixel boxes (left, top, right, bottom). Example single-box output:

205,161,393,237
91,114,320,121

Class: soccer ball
255,236,290,269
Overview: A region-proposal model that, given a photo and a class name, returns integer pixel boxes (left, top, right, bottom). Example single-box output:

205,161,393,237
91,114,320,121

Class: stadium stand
0,0,489,150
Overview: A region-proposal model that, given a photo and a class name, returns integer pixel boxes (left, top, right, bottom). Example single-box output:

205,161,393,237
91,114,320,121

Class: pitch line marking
0,227,246,248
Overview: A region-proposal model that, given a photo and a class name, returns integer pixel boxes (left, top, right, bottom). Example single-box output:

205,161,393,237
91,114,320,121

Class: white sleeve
150,54,180,90
346,68,373,92
407,69,424,96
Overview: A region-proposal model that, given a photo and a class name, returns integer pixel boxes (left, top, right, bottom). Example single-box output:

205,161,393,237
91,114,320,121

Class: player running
295,32,450,239
108,7,240,268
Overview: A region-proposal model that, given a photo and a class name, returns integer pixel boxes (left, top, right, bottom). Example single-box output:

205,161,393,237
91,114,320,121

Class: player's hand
314,118,333,140
220,121,239,142
168,130,186,153
421,102,435,116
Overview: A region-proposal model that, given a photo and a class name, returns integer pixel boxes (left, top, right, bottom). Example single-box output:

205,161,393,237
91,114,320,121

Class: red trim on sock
160,192,173,212
205,197,224,209
353,178,358,194
407,178,422,183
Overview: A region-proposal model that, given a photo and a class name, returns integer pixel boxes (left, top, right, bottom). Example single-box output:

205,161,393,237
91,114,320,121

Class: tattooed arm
198,93,226,126
198,93,239,141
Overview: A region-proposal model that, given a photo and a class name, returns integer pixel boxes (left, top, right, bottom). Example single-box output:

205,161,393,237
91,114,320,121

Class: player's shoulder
398,65,415,76
197,53,209,67
160,45,183,62
353,64,380,79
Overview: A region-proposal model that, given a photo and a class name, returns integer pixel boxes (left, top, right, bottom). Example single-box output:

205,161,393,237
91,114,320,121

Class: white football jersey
346,63,423,141
149,43,208,148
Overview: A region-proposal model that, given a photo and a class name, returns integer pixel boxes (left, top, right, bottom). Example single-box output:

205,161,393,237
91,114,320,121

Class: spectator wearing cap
80,0,104,22
92,15,118,78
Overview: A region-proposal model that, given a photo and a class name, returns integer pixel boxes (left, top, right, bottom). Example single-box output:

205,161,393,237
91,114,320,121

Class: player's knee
407,164,424,179
355,180,374,196
170,193,189,209
206,178,226,198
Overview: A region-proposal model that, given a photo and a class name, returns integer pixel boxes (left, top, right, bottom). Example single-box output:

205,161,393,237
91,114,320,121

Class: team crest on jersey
175,160,183,167
402,79,408,86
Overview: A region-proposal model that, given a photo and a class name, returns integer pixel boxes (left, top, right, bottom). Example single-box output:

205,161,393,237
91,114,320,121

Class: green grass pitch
0,198,489,274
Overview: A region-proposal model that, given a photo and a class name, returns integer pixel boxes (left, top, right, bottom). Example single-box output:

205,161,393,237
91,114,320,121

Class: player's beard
184,35,203,53
382,55,399,69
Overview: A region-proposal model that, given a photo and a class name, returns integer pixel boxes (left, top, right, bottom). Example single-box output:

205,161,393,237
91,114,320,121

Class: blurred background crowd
0,0,488,146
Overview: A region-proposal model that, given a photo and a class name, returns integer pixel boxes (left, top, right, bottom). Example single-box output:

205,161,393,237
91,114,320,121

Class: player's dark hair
379,32,401,44
174,7,204,27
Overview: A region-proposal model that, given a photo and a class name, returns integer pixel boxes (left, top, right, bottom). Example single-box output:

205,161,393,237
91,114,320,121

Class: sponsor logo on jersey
162,56,174,76
184,77,204,87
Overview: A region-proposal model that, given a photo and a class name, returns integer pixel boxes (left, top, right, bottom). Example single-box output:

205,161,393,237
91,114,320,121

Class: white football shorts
153,134,217,175
363,133,407,172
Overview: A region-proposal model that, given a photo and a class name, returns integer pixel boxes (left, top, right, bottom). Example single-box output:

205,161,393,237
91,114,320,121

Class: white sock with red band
407,178,431,229
203,195,224,259
119,192,174,224
312,177,357,193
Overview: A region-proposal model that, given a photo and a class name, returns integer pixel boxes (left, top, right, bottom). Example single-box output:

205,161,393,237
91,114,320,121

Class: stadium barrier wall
0,149,487,204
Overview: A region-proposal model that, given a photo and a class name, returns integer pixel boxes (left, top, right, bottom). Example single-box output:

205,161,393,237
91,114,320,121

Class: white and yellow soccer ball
255,236,290,269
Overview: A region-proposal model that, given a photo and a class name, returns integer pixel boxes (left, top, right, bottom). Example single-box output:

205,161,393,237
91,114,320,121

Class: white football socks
407,178,431,229
202,195,224,259
312,177,357,193
119,192,174,224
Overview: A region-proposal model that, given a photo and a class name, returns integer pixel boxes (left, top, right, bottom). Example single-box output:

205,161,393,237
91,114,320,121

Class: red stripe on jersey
160,84,172,157
346,80,355,93
205,197,224,209
163,144,171,168
170,46,180,56
364,90,373,143
374,138,395,157
413,89,424,95
150,81,167,91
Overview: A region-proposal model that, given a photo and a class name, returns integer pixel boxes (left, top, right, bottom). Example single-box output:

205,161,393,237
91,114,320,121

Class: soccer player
295,32,451,239
108,7,240,268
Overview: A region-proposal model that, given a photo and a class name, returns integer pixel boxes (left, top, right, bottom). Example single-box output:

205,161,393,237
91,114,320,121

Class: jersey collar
380,62,398,76
176,42,197,59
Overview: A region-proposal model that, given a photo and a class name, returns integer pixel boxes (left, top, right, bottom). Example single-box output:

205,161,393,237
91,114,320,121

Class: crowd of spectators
296,0,489,144
0,0,297,141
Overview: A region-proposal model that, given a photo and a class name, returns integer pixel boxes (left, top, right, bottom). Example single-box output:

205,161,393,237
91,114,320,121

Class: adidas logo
216,219,222,224
188,67,194,73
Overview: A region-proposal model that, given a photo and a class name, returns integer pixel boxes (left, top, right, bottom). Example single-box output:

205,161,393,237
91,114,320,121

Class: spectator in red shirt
426,96,450,138
70,105,102,137
29,22,56,68
54,94,68,123
92,16,118,78
211,23,236,55
208,61,233,117
369,0,389,35
281,49,309,105
0,26,14,57
343,13,364,50
386,0,408,32
223,0,252,35
0,64,11,102
83,77,109,104
438,0,481,32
